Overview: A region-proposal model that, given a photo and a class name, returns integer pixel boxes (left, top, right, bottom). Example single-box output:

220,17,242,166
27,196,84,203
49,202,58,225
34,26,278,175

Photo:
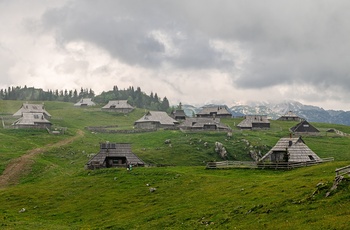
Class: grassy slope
0,100,350,229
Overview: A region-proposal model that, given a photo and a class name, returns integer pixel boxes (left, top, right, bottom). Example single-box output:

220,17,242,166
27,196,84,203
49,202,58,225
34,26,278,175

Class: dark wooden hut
290,120,319,133
86,143,144,169
277,111,302,121
259,136,321,163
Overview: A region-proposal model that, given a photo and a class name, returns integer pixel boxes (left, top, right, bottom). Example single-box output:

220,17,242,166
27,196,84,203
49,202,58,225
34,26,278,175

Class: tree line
0,85,170,111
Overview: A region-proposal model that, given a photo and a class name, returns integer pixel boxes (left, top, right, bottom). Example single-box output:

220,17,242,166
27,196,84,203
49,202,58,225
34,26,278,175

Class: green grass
1,100,350,229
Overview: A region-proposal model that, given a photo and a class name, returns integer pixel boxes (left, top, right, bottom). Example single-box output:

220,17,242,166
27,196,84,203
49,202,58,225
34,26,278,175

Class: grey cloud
39,0,234,70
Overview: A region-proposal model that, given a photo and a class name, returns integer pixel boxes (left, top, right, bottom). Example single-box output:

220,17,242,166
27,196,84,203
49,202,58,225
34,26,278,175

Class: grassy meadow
1,100,350,229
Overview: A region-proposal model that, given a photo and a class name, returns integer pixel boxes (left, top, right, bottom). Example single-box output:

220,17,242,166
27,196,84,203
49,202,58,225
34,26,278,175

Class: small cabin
12,112,52,129
101,100,134,113
259,137,321,163
86,143,144,169
237,115,270,130
290,120,319,133
74,98,96,107
134,111,179,129
196,106,232,118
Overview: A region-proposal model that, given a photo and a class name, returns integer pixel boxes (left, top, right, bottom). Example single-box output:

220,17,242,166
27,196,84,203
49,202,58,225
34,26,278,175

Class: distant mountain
183,101,350,126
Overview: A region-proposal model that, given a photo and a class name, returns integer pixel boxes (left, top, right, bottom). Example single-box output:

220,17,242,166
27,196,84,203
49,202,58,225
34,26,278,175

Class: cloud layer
1,0,350,109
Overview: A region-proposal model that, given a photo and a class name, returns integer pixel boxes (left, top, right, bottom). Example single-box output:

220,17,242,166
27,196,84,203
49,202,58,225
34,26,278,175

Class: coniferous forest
0,85,170,111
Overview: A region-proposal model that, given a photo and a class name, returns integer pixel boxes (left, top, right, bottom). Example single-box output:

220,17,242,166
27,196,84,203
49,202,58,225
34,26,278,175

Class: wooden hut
179,118,230,131
12,112,52,129
290,120,319,133
74,98,96,107
277,111,302,121
13,102,51,119
237,115,270,130
101,100,134,113
171,109,187,121
134,111,179,129
259,136,321,163
196,106,232,118
86,143,144,169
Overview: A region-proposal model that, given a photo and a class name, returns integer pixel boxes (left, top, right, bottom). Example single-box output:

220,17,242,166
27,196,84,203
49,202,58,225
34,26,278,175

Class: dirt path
0,130,84,189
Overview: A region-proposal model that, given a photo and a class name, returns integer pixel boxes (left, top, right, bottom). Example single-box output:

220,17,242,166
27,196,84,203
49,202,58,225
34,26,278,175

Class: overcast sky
1,0,350,110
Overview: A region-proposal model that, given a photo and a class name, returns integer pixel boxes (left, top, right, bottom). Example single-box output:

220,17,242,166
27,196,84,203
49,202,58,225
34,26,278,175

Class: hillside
1,100,350,229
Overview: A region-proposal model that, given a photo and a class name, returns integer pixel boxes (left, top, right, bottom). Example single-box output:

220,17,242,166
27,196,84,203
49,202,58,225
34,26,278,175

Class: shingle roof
260,137,321,162
74,98,96,106
237,115,270,128
196,106,232,116
135,111,179,125
102,100,134,109
12,112,51,125
87,143,144,166
13,103,51,118
179,118,229,129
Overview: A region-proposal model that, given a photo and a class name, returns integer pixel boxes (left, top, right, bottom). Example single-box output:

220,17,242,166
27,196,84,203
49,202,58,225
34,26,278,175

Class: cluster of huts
10,99,327,169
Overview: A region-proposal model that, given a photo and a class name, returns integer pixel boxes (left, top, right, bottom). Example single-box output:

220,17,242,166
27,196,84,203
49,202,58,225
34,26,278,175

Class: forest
0,85,170,111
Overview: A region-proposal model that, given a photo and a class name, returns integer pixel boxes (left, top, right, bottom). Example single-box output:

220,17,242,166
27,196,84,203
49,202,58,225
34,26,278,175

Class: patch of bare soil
0,130,84,189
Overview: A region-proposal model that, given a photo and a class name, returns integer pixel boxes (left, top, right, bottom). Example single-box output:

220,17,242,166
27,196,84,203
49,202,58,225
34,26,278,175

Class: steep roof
13,103,51,118
135,111,179,125
102,100,134,109
12,112,52,126
260,137,321,162
237,115,270,128
290,120,319,133
74,98,96,106
196,106,232,117
87,143,144,166
171,110,187,119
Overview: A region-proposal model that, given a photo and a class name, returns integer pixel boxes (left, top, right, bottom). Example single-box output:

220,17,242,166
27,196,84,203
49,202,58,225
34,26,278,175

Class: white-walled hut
134,111,179,129
101,100,134,113
74,98,96,107
259,136,321,163
12,112,52,129
13,102,51,119
86,142,145,169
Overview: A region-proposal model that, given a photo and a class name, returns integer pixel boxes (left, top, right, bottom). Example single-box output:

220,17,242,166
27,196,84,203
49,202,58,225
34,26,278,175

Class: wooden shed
13,103,51,119
74,98,96,107
259,137,321,163
277,111,302,121
101,100,134,113
171,109,187,121
134,111,179,129
196,106,232,118
86,143,145,169
12,112,52,129
179,118,230,131
290,120,319,133
237,115,270,130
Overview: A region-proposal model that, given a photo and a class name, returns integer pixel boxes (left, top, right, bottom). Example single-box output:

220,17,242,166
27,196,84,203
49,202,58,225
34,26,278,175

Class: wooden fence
335,164,350,177
206,157,334,170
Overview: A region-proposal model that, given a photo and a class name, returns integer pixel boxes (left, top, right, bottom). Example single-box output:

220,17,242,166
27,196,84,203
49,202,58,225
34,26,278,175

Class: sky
1,0,350,110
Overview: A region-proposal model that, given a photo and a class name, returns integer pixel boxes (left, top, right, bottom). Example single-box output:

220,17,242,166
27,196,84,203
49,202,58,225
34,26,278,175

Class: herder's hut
277,111,302,121
179,118,230,131
134,111,179,129
12,112,52,129
259,136,321,163
196,106,232,118
237,115,270,130
86,143,144,169
13,103,51,119
171,109,187,121
74,98,96,107
290,120,319,133
101,100,134,113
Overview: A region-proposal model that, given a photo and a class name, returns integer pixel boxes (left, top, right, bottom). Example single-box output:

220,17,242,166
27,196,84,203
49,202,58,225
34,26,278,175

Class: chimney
289,140,293,146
